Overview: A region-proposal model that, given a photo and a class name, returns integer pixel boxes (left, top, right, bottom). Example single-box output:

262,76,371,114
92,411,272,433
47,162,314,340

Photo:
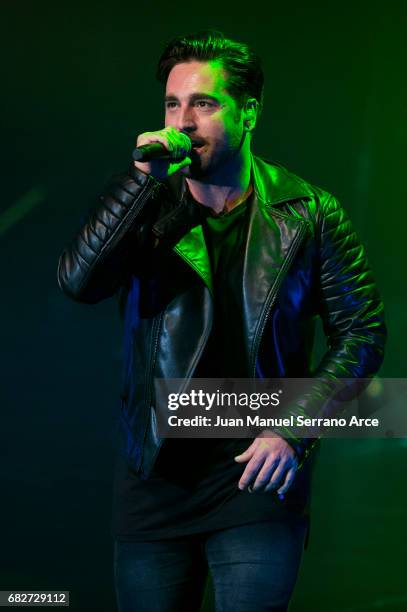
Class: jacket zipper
250,221,308,376
145,310,164,418
138,310,165,468
144,302,213,472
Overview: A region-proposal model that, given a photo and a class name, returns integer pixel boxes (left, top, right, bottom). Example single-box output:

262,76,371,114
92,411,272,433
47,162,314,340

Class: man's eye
195,100,213,108
165,102,178,109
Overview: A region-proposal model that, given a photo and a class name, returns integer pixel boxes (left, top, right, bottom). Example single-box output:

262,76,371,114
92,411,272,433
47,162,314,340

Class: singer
57,30,386,611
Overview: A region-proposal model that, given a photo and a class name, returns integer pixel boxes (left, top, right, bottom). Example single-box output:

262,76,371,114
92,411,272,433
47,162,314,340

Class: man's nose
177,106,197,133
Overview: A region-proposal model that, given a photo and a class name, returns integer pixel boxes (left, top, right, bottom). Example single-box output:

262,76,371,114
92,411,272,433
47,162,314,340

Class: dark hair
156,30,264,113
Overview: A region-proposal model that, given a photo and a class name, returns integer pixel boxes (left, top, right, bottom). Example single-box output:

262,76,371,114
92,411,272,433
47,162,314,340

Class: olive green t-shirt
194,195,250,378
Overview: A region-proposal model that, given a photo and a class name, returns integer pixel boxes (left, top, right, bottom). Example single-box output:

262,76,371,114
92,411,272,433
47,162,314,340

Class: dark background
1,0,406,610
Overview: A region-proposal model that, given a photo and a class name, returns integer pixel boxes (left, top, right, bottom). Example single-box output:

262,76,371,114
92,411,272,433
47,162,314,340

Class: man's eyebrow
164,93,221,104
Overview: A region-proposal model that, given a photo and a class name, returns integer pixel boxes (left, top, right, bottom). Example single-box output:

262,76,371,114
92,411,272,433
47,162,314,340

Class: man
57,30,386,612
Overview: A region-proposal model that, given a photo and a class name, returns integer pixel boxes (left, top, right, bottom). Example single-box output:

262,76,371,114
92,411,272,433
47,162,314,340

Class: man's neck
185,150,252,215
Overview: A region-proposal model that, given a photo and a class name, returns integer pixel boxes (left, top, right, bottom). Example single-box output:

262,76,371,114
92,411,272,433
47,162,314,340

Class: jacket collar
243,156,313,372
168,155,312,310
250,154,314,206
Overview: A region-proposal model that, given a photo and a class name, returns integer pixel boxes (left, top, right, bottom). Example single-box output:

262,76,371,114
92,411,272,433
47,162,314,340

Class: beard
180,149,205,178
181,143,240,182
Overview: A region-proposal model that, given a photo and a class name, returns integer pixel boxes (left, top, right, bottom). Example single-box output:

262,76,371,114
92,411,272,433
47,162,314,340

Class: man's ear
243,98,259,132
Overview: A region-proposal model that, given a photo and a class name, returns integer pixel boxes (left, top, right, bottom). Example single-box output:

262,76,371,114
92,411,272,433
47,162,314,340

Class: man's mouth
191,140,206,152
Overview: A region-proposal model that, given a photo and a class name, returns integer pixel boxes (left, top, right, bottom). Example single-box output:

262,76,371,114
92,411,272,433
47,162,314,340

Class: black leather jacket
57,155,386,479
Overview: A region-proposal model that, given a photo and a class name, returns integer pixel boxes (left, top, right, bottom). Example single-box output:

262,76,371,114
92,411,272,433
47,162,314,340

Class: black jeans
114,520,307,612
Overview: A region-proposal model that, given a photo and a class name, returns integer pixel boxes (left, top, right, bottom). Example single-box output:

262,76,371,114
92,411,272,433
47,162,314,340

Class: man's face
164,60,246,178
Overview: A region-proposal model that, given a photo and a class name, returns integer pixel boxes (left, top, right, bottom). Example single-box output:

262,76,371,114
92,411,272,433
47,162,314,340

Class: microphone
132,137,192,162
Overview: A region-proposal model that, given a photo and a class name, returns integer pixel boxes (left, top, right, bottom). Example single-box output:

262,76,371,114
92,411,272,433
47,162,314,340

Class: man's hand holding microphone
133,126,192,181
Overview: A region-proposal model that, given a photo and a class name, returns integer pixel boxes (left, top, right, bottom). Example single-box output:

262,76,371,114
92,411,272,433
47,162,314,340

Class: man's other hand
234,430,298,495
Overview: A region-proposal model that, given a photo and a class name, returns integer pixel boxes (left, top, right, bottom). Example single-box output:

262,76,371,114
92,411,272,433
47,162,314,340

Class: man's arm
316,193,386,376
235,193,387,492
58,128,193,304
57,167,164,304
283,193,387,462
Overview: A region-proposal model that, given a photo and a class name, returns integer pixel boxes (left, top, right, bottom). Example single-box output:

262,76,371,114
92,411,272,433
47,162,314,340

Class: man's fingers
167,157,191,177
251,456,279,491
137,131,173,152
276,467,297,495
263,462,287,492
136,127,191,160
236,436,299,494
178,131,192,156
263,464,296,494
177,156,192,169
169,133,192,160
134,127,191,181
237,455,265,490
234,442,256,463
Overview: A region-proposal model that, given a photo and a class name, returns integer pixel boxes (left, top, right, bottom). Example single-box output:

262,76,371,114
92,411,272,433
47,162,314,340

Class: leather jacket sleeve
316,194,387,377
280,194,387,467
57,166,165,304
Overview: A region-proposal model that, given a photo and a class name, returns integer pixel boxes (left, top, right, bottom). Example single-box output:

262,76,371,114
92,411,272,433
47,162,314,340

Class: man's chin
184,148,219,178
180,158,207,179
